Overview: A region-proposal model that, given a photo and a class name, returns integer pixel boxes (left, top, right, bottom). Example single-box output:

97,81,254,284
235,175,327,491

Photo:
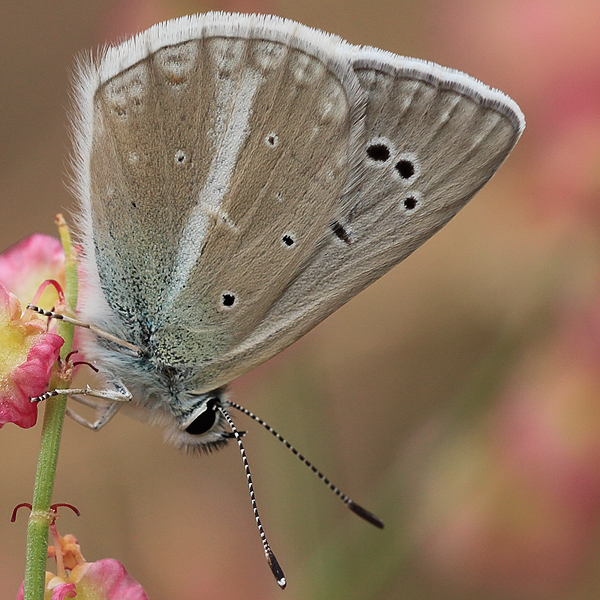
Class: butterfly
29,13,524,587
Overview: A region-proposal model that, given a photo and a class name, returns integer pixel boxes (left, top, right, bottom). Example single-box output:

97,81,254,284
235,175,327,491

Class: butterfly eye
185,399,218,435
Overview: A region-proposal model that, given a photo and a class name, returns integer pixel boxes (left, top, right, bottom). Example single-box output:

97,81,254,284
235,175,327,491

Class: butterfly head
163,388,235,453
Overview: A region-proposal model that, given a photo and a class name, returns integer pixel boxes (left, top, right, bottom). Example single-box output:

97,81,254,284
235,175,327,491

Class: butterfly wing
74,14,524,395
190,37,525,392
75,14,362,375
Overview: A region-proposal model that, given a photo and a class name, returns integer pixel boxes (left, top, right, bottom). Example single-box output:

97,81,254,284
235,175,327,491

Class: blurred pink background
1,0,600,598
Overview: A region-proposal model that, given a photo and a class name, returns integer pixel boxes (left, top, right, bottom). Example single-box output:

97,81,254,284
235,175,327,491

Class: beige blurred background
2,0,600,598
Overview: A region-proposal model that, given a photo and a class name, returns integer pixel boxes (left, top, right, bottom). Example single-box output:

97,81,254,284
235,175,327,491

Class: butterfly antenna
228,401,384,529
217,405,287,590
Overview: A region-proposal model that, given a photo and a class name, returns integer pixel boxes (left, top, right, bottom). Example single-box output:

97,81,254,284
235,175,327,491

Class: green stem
23,217,78,600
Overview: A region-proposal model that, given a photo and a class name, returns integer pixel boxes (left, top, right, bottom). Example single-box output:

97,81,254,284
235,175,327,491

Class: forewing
74,14,364,367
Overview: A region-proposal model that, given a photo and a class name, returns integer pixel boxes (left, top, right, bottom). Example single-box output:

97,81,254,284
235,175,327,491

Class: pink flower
66,560,148,600
0,283,63,428
16,530,148,600
48,534,87,571
0,233,68,428
0,234,65,311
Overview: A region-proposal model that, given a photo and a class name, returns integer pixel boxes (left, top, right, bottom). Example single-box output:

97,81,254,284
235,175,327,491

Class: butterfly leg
31,383,132,404
65,400,121,431
35,379,132,431
26,304,143,356
66,378,130,407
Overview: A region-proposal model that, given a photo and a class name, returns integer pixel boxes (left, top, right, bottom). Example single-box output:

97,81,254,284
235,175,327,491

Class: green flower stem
24,216,79,600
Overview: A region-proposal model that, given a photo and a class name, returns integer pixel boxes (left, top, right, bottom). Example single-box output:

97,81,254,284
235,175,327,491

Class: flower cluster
15,518,147,600
0,234,66,429
1,229,149,599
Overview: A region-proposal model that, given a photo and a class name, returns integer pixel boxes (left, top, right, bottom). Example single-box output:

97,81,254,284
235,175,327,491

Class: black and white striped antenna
228,400,384,529
218,405,287,589
219,400,384,589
